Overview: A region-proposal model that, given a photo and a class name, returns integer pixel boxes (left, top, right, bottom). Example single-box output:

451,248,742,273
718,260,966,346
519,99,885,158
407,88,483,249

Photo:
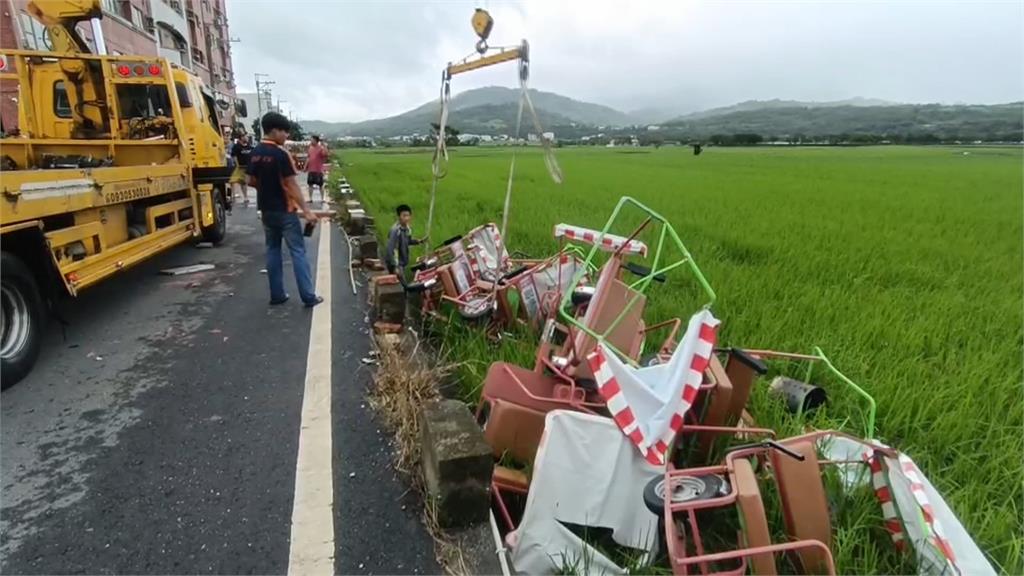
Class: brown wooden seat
772,441,832,574
483,399,547,464
568,259,647,380
733,458,777,576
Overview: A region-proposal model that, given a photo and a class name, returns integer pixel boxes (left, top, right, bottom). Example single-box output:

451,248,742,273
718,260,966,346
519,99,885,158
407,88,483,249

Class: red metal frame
661,430,892,575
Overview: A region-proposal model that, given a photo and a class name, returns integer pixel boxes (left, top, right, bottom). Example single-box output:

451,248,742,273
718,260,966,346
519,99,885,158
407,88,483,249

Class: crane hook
472,8,493,54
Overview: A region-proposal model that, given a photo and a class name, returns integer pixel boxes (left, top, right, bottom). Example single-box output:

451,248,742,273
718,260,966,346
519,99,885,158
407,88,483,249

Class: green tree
289,120,305,141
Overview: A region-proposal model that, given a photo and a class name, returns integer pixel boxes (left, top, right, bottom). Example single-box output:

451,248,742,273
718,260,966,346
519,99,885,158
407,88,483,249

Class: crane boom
23,0,110,136
26,0,103,55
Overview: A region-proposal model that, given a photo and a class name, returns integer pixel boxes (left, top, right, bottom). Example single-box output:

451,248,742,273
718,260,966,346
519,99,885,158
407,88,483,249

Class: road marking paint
288,223,335,575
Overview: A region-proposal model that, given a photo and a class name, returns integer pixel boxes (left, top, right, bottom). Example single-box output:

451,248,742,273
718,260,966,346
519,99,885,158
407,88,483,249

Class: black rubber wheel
1,252,44,388
643,473,726,516
201,188,227,245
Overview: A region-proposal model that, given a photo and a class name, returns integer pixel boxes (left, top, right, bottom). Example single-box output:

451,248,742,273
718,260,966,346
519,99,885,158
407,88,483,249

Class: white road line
288,222,335,575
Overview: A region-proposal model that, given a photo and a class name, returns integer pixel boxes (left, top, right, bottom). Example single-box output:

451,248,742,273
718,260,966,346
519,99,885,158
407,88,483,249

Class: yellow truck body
1,46,233,385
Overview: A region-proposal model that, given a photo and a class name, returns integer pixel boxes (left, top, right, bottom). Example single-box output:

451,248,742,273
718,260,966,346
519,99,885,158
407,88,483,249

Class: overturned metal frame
557,196,716,367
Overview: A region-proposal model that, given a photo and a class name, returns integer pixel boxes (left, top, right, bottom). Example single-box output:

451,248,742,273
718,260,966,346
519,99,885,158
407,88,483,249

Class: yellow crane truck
1,0,233,385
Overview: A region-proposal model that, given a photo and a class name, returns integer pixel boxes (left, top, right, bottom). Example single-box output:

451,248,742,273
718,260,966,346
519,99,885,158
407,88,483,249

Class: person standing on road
384,204,427,287
305,135,328,203
229,133,253,207
246,112,323,308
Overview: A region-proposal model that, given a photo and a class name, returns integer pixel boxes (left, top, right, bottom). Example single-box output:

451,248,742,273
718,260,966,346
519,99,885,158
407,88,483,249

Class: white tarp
507,410,663,575
588,310,719,465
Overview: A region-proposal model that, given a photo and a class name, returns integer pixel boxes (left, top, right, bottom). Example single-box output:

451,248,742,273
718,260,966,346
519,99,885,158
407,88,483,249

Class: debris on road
159,263,215,276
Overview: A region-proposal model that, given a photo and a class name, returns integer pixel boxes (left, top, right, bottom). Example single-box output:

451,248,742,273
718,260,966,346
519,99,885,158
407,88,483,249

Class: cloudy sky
225,0,1023,123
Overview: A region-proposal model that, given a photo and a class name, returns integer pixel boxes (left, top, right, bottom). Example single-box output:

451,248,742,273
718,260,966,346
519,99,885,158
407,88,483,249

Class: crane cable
425,71,452,250
424,41,563,252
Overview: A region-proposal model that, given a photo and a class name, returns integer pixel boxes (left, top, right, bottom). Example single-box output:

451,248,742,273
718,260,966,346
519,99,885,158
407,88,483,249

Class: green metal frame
798,347,877,439
557,196,716,362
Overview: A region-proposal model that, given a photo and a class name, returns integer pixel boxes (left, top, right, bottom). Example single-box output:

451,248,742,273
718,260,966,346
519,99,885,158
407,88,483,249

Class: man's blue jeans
262,211,316,304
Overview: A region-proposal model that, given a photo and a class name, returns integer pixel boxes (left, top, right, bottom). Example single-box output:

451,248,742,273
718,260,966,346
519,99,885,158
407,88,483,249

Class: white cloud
227,0,1024,122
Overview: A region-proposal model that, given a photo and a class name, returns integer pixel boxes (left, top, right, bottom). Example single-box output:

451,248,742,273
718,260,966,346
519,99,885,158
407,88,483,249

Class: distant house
647,125,661,131
542,131,555,141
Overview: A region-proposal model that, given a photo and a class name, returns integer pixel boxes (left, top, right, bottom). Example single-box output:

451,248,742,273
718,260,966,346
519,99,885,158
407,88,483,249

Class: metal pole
255,74,263,120
90,18,107,55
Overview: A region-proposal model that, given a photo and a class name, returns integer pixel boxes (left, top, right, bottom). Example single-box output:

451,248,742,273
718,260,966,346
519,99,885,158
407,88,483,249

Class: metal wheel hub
657,475,707,504
0,284,30,359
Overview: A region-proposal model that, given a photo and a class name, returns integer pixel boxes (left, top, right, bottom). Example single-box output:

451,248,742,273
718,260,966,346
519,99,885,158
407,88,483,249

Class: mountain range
302,87,1022,140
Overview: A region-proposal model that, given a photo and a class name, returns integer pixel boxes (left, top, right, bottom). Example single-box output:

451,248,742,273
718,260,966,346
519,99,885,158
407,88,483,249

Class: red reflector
148,64,162,76
117,64,131,76
133,65,144,76
66,272,79,283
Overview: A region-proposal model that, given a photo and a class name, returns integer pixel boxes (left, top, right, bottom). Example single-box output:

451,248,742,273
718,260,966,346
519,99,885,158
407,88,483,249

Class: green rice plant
343,145,1023,574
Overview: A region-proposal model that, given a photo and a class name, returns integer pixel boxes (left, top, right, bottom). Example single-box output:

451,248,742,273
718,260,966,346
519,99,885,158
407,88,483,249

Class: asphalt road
0,191,438,574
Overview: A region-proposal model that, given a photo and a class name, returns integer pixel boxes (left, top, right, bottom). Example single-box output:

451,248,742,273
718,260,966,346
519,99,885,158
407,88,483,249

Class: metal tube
90,18,107,55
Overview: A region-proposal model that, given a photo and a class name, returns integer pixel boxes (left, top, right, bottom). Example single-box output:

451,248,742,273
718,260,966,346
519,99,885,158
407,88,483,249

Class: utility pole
254,73,273,119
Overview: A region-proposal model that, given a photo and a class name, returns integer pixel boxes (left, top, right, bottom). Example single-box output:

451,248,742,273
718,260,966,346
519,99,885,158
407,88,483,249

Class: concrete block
374,280,406,324
420,400,493,528
346,215,367,236
366,270,389,305
357,234,378,261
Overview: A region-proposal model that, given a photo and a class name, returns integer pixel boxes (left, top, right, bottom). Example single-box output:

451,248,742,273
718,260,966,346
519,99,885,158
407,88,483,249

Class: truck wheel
1,252,44,388
202,188,227,245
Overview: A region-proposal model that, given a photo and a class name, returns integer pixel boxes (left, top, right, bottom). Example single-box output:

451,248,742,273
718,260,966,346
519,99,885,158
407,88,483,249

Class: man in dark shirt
246,112,322,307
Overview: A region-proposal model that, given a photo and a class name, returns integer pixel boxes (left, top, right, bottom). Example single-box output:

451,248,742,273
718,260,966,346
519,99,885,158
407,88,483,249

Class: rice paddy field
339,145,1022,574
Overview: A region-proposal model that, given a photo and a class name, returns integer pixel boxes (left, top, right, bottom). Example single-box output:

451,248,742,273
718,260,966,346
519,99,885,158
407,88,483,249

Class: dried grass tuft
368,334,472,576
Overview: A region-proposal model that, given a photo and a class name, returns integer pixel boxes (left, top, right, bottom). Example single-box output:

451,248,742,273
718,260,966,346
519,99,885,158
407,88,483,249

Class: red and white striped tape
586,315,718,465
553,224,648,257
869,453,907,550
867,447,960,574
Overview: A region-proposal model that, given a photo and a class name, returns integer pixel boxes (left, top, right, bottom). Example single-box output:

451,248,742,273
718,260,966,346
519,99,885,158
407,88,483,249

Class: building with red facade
0,0,237,131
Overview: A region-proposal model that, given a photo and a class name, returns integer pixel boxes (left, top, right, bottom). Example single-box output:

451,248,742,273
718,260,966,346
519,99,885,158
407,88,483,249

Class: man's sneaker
303,295,324,308
269,295,290,306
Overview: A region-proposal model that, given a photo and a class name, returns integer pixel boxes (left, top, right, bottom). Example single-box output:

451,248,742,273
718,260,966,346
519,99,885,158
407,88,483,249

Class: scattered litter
86,351,103,361
222,336,229,343
195,242,214,249
260,269,267,274
209,329,222,334
360,357,378,365
349,472,356,478
160,263,215,276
